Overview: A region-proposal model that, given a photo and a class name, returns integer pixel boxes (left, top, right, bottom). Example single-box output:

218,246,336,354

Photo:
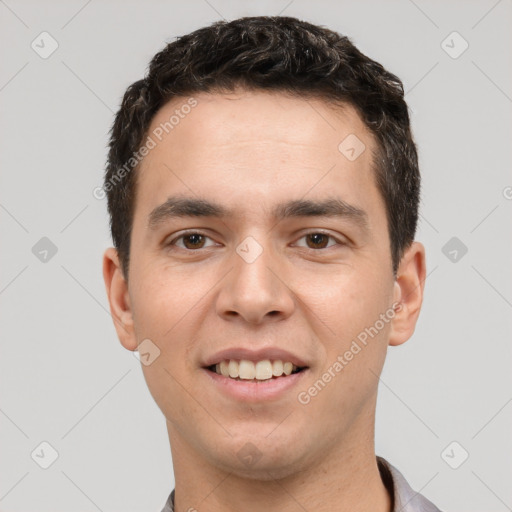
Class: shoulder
377,456,443,512
159,489,174,512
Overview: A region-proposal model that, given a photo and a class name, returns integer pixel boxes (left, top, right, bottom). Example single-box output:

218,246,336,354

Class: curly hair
105,16,419,279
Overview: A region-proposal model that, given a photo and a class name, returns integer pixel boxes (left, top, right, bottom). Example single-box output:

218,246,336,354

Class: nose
215,239,295,325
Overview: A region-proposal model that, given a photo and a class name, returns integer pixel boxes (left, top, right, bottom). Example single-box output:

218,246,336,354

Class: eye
168,231,216,250
166,230,346,252
294,231,345,250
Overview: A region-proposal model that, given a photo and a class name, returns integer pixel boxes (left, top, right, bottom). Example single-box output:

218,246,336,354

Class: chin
207,436,310,481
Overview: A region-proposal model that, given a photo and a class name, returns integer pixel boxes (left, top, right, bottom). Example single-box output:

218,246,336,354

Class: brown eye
305,233,331,249
181,234,206,249
295,232,342,250
169,232,215,250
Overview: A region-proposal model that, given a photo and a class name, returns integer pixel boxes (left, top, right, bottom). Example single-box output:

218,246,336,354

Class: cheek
304,264,392,342
130,263,207,339
130,263,216,402
305,266,393,399
132,268,204,420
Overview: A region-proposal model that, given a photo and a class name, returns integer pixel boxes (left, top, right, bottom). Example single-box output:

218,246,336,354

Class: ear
102,247,138,351
388,241,427,347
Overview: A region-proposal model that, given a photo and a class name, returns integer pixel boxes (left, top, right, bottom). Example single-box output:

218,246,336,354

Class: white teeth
272,360,283,376
228,360,238,378
239,360,256,380
220,360,230,377
212,359,300,380
255,360,273,380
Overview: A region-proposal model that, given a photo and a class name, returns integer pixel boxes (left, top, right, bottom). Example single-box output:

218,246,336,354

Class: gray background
1,0,511,511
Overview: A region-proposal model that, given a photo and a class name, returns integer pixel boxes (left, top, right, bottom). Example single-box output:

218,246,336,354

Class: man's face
108,89,410,478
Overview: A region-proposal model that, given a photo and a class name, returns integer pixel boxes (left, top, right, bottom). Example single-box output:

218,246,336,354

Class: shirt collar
377,457,442,512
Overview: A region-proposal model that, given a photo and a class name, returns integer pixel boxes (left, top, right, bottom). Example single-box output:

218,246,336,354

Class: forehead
145,88,372,160
134,89,382,224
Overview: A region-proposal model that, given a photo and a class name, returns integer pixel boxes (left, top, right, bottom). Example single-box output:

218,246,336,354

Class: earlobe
388,242,427,347
102,248,138,351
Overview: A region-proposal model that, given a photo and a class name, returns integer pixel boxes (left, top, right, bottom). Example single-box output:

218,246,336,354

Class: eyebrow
147,195,369,231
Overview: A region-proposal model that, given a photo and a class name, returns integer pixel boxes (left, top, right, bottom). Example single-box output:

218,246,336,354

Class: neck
167,419,392,512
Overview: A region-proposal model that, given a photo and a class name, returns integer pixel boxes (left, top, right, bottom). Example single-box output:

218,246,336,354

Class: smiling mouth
206,359,307,382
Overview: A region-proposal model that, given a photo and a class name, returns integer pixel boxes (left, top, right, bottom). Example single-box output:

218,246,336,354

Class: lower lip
203,368,308,402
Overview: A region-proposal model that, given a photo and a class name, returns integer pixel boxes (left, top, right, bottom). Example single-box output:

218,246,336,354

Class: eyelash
166,230,347,253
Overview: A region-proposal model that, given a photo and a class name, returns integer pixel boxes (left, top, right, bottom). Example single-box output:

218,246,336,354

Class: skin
103,88,426,512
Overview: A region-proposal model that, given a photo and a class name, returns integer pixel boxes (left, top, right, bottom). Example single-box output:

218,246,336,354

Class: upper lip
203,347,309,368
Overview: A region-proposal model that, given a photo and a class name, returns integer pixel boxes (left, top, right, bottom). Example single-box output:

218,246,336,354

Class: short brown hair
105,16,420,279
